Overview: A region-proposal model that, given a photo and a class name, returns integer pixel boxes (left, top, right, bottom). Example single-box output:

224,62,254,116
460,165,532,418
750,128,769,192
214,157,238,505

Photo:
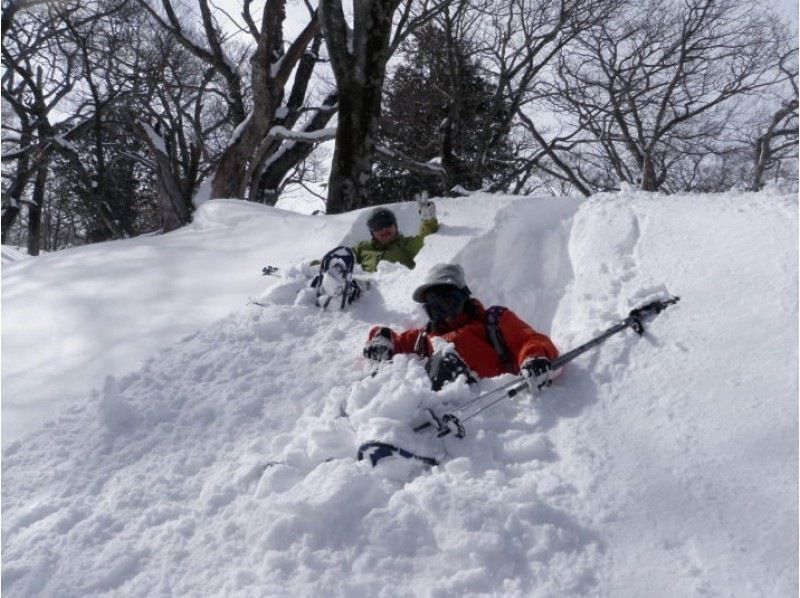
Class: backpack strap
413,324,432,358
485,306,515,372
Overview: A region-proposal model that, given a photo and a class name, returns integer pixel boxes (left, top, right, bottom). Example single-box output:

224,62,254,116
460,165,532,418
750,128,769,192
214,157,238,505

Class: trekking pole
416,295,680,438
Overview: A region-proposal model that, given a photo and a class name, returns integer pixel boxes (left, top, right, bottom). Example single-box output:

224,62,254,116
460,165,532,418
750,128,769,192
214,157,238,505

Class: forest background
2,0,798,255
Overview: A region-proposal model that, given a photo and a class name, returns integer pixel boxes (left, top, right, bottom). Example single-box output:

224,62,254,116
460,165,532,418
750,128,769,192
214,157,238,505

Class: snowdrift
2,191,797,597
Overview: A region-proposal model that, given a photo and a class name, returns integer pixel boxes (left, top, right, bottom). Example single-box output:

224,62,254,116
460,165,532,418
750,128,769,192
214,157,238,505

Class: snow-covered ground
2,190,797,596
1,245,33,264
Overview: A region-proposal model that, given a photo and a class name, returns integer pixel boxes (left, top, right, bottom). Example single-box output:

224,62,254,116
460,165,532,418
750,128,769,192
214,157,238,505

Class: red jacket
368,299,558,379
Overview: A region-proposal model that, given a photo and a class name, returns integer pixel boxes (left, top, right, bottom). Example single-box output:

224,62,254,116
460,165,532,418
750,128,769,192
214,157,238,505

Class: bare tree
1,0,51,41
244,30,339,205
55,1,149,240
751,49,798,191
548,0,790,192
386,0,615,198
128,30,224,231
3,0,179,250
319,0,448,212
463,0,614,192
1,105,36,241
136,0,329,203
1,1,83,251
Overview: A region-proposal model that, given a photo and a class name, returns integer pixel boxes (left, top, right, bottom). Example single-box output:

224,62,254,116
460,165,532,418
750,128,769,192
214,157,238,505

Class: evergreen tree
46,105,159,245
372,25,515,202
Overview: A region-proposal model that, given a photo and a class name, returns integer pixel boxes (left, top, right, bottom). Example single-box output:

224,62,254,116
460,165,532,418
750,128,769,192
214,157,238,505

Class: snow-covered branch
268,125,337,143
375,144,447,176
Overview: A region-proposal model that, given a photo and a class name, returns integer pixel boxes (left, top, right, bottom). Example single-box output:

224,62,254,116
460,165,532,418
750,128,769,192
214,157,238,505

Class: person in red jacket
363,263,559,392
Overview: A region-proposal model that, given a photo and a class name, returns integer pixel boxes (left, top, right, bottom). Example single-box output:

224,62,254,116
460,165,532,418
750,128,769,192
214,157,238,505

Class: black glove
521,356,552,393
425,350,475,391
363,327,394,362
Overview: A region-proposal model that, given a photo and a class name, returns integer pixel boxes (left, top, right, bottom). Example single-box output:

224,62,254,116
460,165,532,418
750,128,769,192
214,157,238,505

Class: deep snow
1,190,797,597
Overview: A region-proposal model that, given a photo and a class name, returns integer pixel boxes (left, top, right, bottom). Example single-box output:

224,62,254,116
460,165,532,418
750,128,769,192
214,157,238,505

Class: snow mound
2,191,797,596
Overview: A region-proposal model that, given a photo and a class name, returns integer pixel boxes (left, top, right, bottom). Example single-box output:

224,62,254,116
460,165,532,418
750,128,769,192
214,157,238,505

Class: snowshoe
311,246,361,310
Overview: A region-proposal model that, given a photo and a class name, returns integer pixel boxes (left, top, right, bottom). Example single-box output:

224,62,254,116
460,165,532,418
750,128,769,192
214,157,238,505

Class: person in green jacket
305,196,439,309
353,197,439,273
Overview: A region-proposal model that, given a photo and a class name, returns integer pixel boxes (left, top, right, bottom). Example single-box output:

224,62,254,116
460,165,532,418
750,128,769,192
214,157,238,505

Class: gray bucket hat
412,263,469,303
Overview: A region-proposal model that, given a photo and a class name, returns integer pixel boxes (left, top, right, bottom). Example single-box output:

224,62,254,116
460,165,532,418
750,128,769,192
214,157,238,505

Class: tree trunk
320,0,399,213
155,164,190,232
206,4,319,201
439,115,457,193
326,85,377,212
253,94,338,204
246,35,331,204
640,155,659,191
135,122,192,230
2,129,33,243
1,205,21,243
27,157,48,256
751,100,798,191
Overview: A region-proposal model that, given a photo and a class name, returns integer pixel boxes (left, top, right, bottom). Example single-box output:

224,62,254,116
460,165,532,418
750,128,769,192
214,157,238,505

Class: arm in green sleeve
401,217,439,257
419,217,439,237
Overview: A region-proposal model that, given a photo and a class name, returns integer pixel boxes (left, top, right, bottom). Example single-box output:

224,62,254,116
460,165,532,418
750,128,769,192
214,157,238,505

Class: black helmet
367,208,397,232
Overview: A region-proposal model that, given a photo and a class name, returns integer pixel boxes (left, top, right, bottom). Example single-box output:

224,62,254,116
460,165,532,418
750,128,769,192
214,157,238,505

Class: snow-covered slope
2,191,797,597
1,246,32,264
1,200,351,445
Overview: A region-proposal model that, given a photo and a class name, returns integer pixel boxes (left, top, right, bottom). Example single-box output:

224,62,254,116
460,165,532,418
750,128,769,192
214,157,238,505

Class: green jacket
352,218,439,273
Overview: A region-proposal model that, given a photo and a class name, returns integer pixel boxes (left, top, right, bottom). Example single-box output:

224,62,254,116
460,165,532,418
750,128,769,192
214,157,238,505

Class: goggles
424,285,468,324
371,221,396,232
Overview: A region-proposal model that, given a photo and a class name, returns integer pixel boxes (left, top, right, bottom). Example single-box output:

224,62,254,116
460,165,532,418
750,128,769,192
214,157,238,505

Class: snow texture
2,190,797,597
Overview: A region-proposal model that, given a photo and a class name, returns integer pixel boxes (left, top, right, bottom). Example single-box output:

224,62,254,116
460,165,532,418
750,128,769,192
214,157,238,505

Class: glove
416,192,436,221
425,349,475,391
363,327,394,362
521,356,552,393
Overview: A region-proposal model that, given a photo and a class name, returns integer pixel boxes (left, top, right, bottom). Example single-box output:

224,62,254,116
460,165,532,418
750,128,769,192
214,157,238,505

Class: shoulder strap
414,325,431,358
485,306,514,371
